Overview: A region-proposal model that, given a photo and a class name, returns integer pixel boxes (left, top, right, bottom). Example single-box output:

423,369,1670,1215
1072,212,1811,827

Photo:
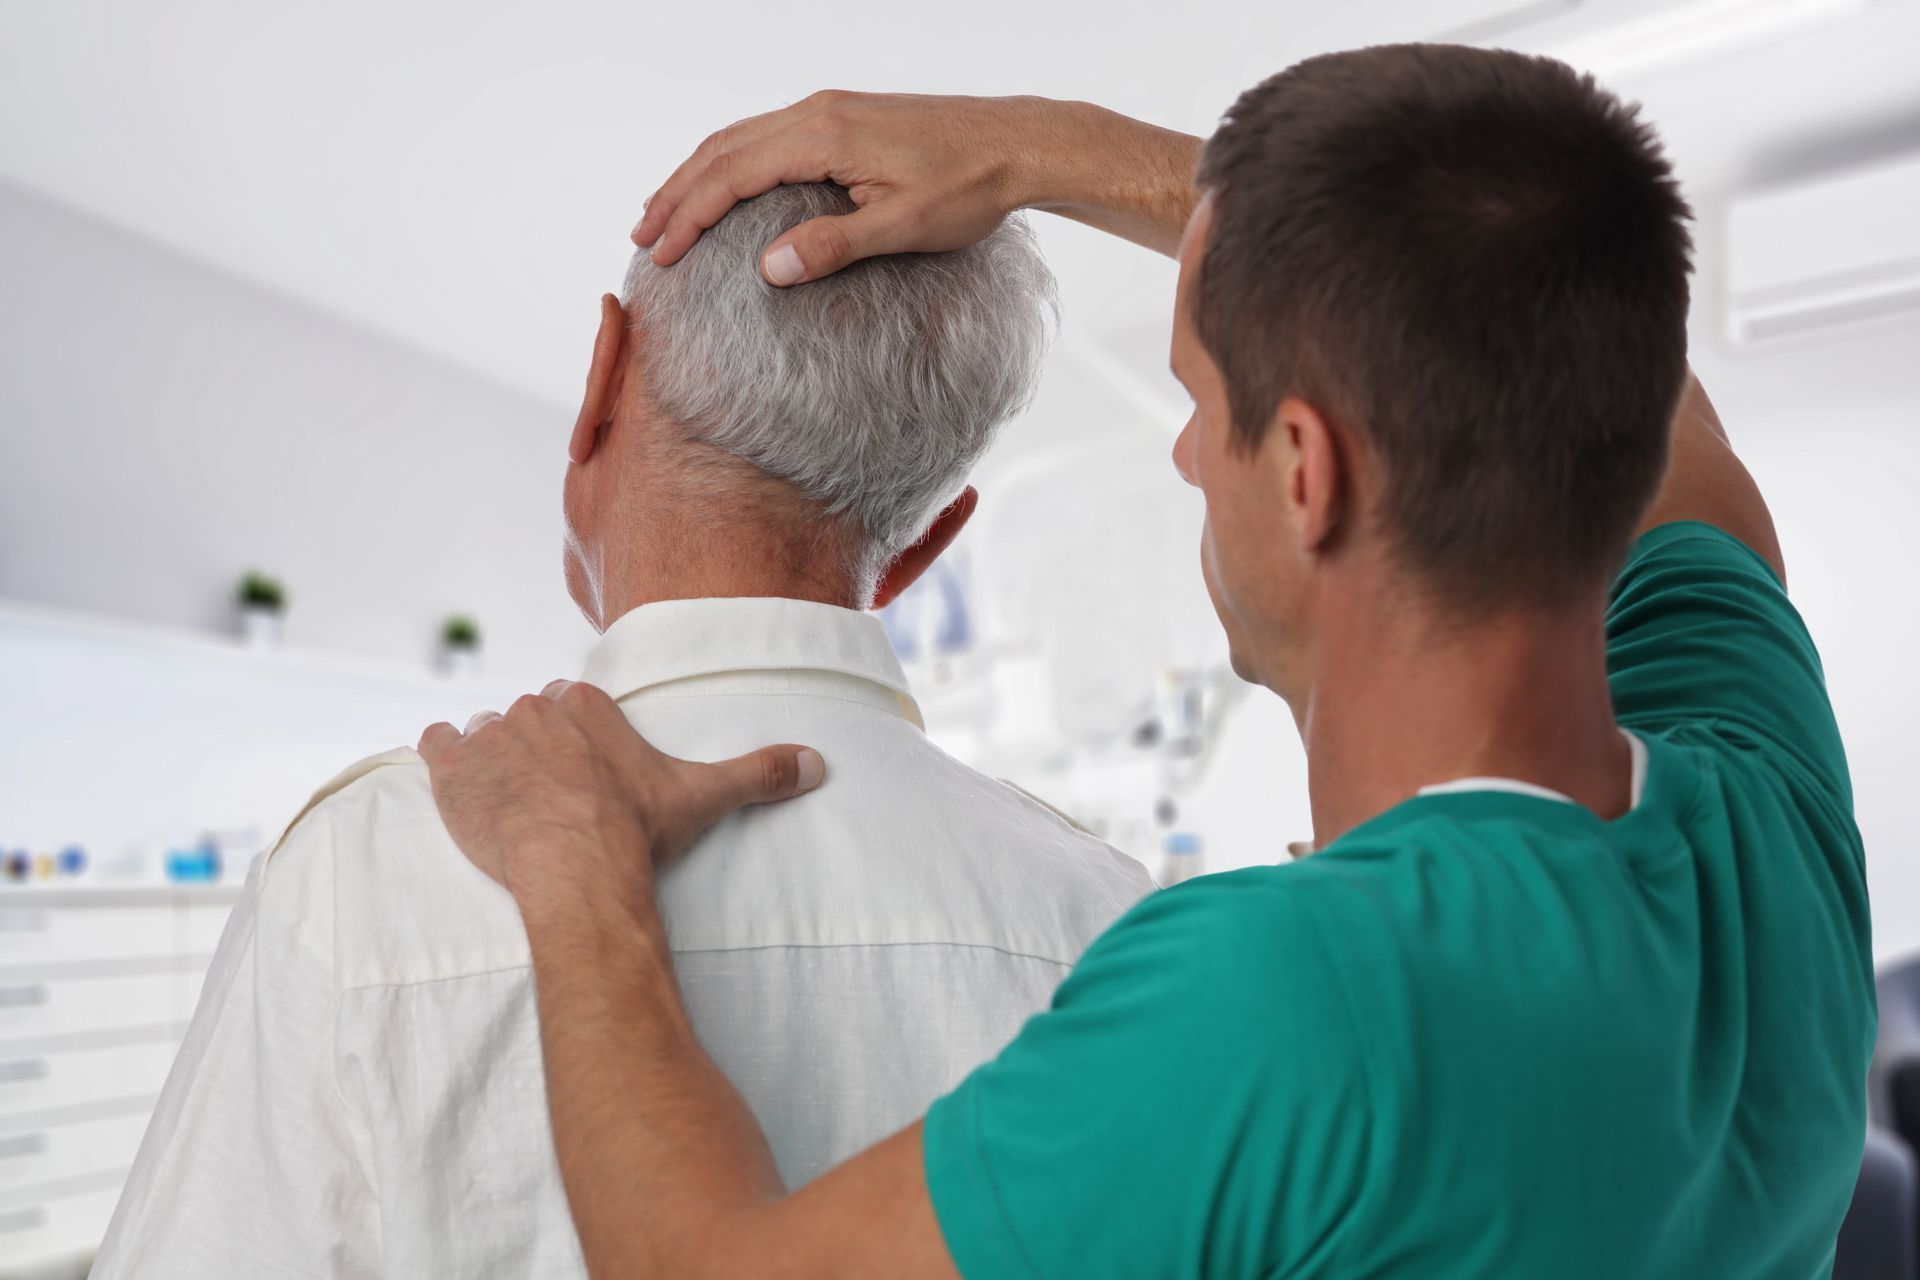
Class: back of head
623,185,1057,584
1196,43,1694,612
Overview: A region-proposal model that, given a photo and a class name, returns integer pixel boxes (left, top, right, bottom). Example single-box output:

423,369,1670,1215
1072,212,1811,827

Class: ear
1273,396,1345,554
568,294,630,465
871,487,978,610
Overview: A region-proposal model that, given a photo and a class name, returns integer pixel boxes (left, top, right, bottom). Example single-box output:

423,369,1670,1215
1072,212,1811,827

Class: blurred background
2,0,1918,1273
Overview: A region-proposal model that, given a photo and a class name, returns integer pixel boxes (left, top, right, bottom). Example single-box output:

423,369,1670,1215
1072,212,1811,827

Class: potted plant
235,571,287,649
438,613,481,677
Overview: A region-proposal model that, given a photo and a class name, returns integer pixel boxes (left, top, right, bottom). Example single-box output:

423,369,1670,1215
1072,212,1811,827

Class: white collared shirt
94,598,1151,1278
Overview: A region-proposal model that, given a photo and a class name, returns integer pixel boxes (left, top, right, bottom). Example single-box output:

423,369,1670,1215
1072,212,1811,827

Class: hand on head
417,682,824,920
632,91,1036,286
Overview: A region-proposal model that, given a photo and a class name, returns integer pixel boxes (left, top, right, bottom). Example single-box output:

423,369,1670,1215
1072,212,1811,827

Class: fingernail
764,243,805,285
794,747,825,793
631,218,647,241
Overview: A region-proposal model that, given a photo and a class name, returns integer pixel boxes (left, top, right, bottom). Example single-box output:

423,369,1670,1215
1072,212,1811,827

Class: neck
589,502,865,631
1297,585,1630,848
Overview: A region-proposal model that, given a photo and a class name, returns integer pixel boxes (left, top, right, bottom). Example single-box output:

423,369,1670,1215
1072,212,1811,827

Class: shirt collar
580,597,923,729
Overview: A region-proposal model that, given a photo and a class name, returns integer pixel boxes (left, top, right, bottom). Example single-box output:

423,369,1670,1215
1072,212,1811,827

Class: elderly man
92,184,1151,1277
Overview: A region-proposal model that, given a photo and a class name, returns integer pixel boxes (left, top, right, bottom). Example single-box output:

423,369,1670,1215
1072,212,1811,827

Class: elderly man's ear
569,294,631,465
872,488,978,610
570,287,973,611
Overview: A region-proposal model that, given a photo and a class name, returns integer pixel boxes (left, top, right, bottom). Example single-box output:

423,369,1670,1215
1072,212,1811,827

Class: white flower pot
438,645,481,678
238,605,283,650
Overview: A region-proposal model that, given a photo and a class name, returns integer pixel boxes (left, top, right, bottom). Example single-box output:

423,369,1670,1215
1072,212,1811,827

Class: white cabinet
0,974,178,1045
0,1112,152,1196
0,909,174,970
0,1043,179,1120
0,888,241,1279
0,1186,122,1280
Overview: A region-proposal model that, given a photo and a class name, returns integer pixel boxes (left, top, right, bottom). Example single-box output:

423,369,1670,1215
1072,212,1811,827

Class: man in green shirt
414,44,1872,1278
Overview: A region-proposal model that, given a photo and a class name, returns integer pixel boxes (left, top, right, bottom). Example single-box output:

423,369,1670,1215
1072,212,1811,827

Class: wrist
509,855,665,953
1007,97,1105,213
1012,98,1203,255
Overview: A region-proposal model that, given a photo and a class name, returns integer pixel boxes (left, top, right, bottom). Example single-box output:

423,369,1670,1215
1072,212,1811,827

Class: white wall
0,603,529,866
0,180,594,681
1742,400,1920,964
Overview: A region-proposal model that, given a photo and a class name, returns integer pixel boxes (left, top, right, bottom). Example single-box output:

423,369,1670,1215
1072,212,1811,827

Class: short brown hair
1195,44,1693,609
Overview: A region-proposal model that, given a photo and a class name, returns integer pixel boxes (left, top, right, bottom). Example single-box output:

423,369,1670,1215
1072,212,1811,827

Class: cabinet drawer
0,1040,177,1122
0,908,174,969
0,1111,150,1195
0,973,178,1048
0,1182,122,1275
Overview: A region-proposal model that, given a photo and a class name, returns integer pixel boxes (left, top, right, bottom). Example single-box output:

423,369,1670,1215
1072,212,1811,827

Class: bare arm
1638,371,1786,585
1020,100,1203,255
633,92,1202,283
417,684,959,1280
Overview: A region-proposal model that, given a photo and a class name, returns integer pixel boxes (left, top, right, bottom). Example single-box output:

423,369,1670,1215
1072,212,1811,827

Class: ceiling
3,0,1918,438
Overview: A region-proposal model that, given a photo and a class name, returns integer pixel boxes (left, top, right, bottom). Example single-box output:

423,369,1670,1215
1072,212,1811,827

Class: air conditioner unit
1726,151,1920,344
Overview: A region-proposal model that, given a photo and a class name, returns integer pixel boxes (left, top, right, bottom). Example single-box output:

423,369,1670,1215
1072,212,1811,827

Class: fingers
417,721,459,765
649,744,823,859
633,107,796,249
647,130,837,268
761,207,905,285
635,95,847,251
417,680,580,768
692,745,826,818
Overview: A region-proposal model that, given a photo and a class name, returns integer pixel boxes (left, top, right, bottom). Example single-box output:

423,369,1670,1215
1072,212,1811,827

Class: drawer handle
0,1058,48,1084
0,910,49,934
0,984,49,1009
0,1132,46,1159
0,1204,45,1234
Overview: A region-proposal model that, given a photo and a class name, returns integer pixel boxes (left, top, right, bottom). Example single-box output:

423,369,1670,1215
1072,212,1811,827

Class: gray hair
621,184,1057,575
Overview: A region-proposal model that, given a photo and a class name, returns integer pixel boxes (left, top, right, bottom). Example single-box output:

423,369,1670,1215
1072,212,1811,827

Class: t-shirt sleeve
922,875,1373,1280
1607,520,1850,807
89,808,382,1278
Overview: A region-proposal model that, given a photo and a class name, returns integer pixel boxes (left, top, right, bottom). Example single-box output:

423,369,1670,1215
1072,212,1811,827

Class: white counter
0,887,243,1277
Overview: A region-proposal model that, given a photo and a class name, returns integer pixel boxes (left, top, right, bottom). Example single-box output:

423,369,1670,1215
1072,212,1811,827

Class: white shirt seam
339,939,1082,994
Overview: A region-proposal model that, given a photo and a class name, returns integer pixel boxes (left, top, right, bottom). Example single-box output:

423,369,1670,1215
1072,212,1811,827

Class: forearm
1020,98,1203,257
523,891,785,1279
1638,371,1786,584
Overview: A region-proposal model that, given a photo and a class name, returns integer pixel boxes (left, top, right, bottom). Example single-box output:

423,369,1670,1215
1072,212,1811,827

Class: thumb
761,209,897,286
662,745,826,854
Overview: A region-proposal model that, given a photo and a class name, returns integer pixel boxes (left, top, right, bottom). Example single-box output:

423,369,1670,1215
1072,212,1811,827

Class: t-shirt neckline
1414,729,1648,811
1299,729,1673,861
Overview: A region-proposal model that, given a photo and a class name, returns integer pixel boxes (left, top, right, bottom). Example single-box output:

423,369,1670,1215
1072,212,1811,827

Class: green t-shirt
924,522,1874,1278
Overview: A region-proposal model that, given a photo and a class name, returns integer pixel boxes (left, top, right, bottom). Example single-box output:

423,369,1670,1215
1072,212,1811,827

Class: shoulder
809,735,1153,950
1063,864,1371,1042
940,769,1156,957
1613,519,1786,599
996,779,1155,892
258,747,525,989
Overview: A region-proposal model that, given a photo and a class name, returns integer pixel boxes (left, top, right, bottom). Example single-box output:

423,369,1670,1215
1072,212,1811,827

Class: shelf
0,599,548,701
0,888,243,908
